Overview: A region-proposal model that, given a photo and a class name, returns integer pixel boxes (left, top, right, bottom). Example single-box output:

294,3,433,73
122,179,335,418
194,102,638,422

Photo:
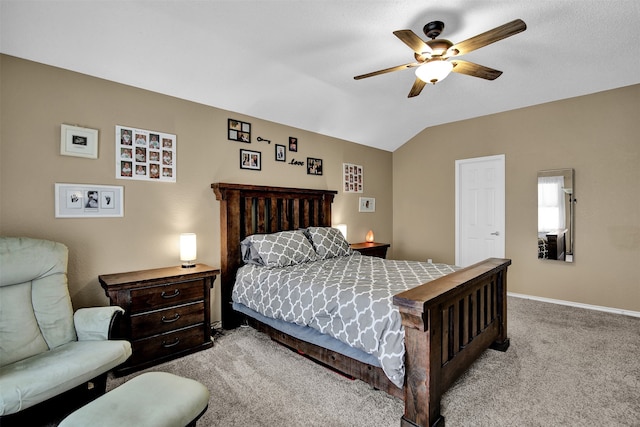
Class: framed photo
228,119,251,143
240,149,261,170
55,183,123,218
116,125,176,182
307,157,323,175
60,124,98,159
289,137,298,152
275,144,286,162
359,197,375,213
343,162,363,193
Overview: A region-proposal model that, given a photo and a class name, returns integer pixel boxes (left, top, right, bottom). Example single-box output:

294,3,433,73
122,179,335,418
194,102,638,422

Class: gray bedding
232,253,458,388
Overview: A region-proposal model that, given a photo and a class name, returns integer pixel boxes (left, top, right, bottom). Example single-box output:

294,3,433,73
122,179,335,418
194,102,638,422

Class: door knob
490,231,500,236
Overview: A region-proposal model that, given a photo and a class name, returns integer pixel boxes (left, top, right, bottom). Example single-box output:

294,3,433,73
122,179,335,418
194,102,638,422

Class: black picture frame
289,137,298,152
228,118,251,143
240,149,261,170
307,157,323,175
275,144,286,162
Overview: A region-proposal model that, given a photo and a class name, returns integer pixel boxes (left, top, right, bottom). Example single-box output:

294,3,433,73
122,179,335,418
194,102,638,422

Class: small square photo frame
60,124,98,159
240,149,261,170
359,197,375,213
275,144,286,162
228,119,251,143
307,157,323,175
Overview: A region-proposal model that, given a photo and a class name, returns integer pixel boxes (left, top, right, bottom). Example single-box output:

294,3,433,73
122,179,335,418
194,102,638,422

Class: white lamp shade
334,224,348,241
415,60,453,84
180,233,197,264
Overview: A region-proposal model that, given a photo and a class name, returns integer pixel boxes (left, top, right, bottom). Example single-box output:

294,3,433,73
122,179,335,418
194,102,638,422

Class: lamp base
181,262,196,268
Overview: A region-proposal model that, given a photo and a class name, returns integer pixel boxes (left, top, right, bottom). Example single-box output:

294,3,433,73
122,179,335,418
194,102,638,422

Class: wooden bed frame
212,182,511,427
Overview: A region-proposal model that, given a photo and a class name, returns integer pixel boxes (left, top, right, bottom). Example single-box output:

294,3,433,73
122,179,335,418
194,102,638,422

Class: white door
455,155,505,267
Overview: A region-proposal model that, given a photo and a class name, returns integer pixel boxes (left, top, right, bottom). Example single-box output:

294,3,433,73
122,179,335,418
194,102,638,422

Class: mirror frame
537,168,575,262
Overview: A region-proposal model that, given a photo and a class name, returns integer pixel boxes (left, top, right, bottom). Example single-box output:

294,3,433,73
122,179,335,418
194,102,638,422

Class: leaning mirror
537,168,575,262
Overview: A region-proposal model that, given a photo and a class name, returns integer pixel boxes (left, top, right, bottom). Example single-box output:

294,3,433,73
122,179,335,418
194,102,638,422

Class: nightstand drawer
130,324,206,366
129,279,205,313
131,301,205,337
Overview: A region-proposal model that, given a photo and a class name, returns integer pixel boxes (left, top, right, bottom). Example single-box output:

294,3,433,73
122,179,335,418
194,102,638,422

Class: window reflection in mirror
537,168,575,262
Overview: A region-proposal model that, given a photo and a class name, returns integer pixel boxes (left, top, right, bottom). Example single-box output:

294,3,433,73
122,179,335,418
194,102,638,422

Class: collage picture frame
55,183,123,218
343,163,363,193
240,149,261,170
228,119,251,142
116,125,176,182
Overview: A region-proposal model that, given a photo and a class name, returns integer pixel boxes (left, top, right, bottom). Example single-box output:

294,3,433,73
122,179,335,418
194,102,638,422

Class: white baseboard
507,292,640,318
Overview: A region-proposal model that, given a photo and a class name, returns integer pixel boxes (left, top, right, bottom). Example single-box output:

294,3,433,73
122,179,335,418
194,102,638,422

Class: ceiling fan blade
393,30,432,55
450,19,526,56
451,60,503,80
354,62,420,80
408,78,427,98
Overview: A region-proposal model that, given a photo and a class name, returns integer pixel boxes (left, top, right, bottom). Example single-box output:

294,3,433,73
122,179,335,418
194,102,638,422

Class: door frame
455,154,506,266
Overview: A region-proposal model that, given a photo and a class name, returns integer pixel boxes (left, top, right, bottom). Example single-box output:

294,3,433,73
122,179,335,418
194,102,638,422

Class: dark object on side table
350,242,390,259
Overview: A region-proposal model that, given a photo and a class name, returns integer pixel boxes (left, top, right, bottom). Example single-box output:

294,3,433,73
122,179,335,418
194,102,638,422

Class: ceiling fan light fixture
415,60,453,84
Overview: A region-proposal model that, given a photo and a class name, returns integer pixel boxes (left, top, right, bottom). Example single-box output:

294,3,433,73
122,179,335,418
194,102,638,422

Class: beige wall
0,55,393,322
2,54,638,317
393,84,640,312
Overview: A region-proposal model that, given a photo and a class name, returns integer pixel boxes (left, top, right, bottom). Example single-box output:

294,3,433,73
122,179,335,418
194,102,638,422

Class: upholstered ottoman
59,372,209,427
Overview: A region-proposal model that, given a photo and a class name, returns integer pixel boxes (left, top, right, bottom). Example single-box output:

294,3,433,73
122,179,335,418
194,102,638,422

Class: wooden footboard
394,257,511,427
212,183,511,427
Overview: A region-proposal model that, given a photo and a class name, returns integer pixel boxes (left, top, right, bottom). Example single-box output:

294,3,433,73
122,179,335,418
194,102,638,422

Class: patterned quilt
233,253,458,387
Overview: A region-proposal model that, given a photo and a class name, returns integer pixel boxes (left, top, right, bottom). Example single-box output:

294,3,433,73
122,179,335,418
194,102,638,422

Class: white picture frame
55,183,123,218
359,197,375,213
116,125,176,182
60,124,99,159
343,162,363,193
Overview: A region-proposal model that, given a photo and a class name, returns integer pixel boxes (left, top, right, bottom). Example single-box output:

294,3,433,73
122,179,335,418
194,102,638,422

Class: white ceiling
1,1,639,152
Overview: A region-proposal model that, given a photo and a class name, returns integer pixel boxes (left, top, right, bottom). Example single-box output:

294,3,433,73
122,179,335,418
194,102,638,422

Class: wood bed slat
257,198,266,233
470,291,478,339
270,198,278,232
461,297,470,346
292,199,300,229
453,300,461,358
212,182,510,427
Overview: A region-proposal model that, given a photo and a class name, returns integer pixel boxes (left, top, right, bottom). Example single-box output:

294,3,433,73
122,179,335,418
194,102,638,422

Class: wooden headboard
212,183,338,328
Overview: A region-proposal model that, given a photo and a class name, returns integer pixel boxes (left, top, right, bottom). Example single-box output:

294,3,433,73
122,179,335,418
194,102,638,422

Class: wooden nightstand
99,264,219,376
350,242,390,259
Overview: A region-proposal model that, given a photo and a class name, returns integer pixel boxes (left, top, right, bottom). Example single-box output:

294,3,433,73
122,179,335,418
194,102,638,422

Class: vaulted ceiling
1,1,638,151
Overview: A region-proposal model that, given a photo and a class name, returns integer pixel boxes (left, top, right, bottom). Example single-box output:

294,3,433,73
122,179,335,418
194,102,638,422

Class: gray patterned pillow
305,227,353,260
241,230,317,268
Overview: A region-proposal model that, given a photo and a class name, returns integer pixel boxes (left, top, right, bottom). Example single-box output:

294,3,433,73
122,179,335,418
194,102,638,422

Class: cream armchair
0,237,132,417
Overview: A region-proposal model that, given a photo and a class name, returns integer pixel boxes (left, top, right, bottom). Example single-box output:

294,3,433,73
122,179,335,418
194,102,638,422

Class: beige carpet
106,296,640,426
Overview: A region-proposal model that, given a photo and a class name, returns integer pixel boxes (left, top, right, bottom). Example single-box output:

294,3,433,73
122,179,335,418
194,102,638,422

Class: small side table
99,264,219,376
350,242,390,259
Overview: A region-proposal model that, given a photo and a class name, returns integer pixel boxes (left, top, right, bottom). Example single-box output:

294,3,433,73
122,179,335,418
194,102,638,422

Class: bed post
489,267,510,351
212,183,243,329
399,307,444,427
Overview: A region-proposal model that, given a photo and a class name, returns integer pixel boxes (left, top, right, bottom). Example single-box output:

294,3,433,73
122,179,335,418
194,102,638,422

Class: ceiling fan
354,19,527,98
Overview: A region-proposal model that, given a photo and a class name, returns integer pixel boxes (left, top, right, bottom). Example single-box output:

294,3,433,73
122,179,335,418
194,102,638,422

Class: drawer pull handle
161,289,180,299
162,338,180,348
161,313,180,323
